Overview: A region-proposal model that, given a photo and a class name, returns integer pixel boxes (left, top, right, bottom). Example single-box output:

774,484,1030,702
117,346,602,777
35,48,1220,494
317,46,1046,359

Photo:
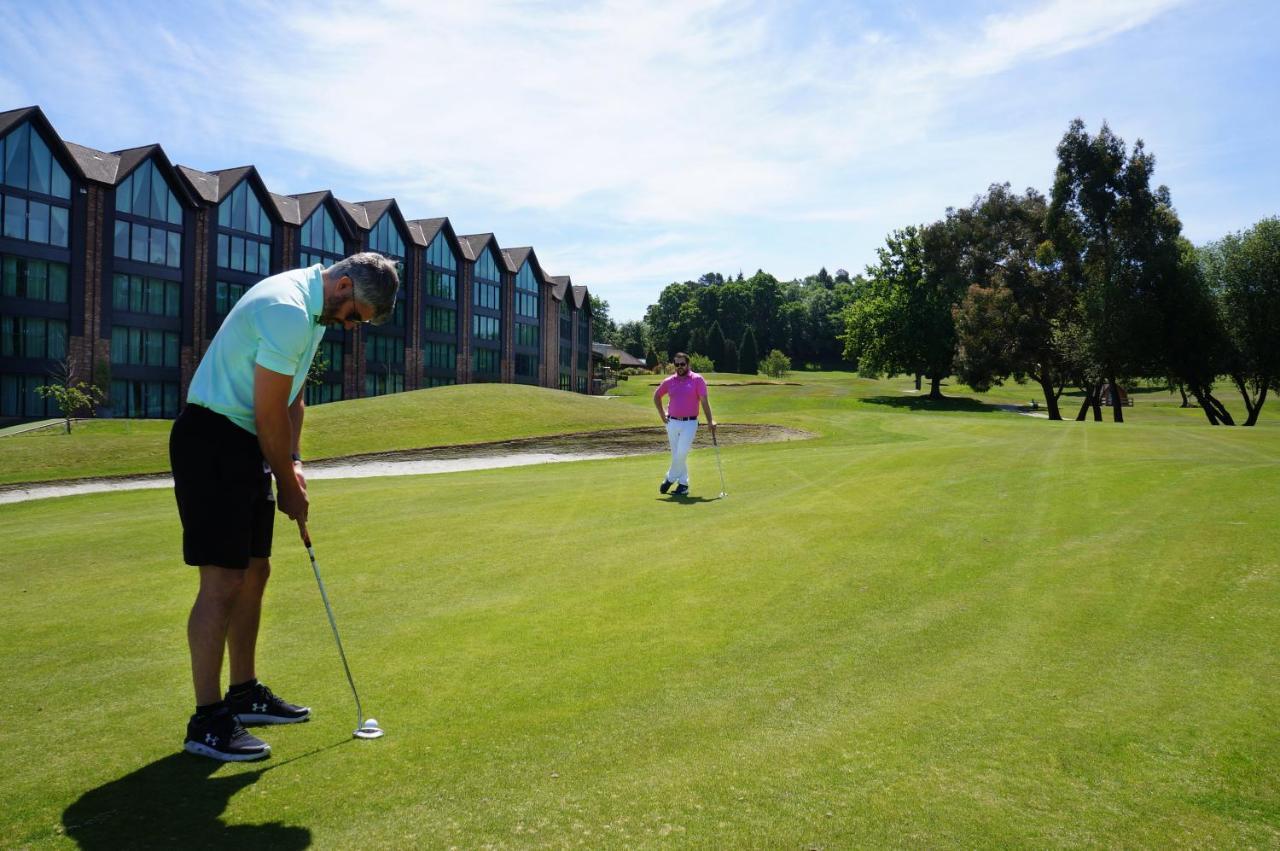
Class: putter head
353,719,384,739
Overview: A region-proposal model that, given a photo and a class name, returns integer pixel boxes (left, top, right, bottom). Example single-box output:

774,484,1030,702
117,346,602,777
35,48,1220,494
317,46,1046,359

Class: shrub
761,349,791,378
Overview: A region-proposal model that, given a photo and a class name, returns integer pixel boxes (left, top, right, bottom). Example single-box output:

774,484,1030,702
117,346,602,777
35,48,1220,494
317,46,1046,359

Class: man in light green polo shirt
170,251,399,761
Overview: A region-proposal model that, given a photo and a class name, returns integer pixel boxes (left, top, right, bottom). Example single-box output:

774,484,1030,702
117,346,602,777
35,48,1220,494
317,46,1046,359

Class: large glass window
0,373,57,417
472,348,500,376
515,323,539,348
215,280,250,316
216,180,272,275
364,334,404,366
560,299,572,340
423,231,457,301
473,249,501,310
515,353,538,379
0,315,67,359
472,314,499,341
424,306,456,335
113,159,182,267
110,326,180,367
0,123,73,249
2,256,69,303
108,380,179,418
515,262,540,319
116,160,182,224
367,212,405,326
364,370,404,397
112,274,180,317
300,204,343,268
424,341,456,372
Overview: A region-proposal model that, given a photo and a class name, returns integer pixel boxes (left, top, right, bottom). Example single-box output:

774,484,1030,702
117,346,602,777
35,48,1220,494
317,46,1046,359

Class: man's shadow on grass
658,494,720,504
61,745,341,849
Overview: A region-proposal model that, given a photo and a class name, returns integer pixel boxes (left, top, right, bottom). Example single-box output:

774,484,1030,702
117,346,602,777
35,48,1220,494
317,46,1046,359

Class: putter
298,522,384,740
712,428,727,498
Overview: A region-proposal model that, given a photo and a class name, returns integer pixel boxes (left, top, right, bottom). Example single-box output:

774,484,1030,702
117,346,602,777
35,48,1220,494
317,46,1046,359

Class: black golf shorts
170,404,275,570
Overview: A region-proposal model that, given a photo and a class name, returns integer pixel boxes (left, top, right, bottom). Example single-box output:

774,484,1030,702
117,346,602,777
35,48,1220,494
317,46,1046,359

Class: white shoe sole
183,739,271,762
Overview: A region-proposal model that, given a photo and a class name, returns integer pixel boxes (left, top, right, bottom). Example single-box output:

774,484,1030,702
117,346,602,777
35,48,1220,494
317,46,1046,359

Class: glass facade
471,246,502,380
3,257,69,303
421,229,459,383
0,122,72,248
1,122,75,419
215,180,271,278
513,261,540,383
299,203,343,268
364,211,406,392
113,159,183,268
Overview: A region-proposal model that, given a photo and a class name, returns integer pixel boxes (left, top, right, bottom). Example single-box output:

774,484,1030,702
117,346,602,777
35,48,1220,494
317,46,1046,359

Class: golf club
298,521,384,740
712,427,727,499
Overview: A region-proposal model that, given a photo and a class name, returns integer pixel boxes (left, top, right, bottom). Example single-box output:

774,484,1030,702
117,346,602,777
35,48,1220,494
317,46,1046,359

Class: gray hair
328,252,401,325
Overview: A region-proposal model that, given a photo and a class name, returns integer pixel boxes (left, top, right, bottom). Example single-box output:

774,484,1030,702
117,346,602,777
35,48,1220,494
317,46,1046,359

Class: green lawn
2,374,1278,847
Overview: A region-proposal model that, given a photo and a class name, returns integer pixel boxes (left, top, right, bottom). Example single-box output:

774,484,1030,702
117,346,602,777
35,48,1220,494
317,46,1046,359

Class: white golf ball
363,718,379,728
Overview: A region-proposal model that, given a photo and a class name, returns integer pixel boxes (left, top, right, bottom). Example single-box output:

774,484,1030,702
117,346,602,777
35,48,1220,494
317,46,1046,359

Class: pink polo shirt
655,371,707,418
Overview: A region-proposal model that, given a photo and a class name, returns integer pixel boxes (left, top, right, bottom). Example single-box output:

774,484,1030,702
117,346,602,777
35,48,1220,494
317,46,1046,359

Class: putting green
1,374,1277,847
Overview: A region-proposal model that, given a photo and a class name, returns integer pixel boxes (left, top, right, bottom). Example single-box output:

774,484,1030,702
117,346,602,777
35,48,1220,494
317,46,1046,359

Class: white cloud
1,0,1209,320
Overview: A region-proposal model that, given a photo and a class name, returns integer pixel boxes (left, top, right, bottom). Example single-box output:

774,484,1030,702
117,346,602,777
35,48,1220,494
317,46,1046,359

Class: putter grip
298,520,311,548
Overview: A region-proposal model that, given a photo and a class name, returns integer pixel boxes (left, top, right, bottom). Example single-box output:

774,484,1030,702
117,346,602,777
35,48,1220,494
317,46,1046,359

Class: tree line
600,119,1278,425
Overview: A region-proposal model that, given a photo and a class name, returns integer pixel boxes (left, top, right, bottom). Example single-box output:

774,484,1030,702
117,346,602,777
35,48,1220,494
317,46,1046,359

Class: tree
589,294,616,343
843,225,960,399
950,185,1074,419
761,349,791,378
306,346,329,388
722,339,739,374
688,352,715,373
705,320,726,371
37,355,104,434
1200,217,1280,425
644,343,660,370
739,327,759,375
612,319,650,359
1161,239,1235,424
1047,119,1185,423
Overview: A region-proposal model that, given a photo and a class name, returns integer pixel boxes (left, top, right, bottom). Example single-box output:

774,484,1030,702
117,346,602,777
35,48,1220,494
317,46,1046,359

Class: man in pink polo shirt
653,352,717,496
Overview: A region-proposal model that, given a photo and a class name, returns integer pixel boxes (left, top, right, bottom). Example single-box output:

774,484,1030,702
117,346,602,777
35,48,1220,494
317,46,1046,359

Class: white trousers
665,418,699,486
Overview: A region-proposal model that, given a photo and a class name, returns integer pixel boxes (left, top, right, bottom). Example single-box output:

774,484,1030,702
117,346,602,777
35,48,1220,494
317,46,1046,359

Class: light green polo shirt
187,265,328,434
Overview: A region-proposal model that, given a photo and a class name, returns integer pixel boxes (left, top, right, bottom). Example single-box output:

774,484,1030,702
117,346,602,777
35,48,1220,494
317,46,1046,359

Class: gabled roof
110,144,201,207
359,199,396,226
572,284,590,311
290,190,359,244
0,106,36,139
269,193,301,226
549,274,572,300
0,105,86,183
115,145,157,182
65,142,119,184
335,198,371,230
292,190,331,222
505,246,532,271
208,166,280,213
593,342,645,367
408,217,449,246
459,233,502,265
176,165,219,204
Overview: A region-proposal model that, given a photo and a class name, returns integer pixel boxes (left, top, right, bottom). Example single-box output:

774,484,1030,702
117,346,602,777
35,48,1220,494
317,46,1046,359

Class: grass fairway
2,374,1278,847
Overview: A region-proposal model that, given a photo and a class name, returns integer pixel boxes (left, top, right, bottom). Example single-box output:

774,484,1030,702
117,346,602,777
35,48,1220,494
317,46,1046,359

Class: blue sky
2,0,1277,322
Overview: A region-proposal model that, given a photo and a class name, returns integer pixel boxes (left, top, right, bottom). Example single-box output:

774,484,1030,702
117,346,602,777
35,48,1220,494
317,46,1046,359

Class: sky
2,0,1277,322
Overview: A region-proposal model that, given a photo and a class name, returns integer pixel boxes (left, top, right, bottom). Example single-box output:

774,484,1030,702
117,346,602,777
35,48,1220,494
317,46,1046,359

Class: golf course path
0,423,811,505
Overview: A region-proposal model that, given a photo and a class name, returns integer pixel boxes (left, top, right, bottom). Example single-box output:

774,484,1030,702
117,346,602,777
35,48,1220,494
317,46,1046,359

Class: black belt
670,416,697,421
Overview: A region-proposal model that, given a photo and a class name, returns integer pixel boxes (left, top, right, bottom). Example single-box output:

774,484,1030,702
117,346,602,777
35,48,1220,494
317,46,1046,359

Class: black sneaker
673,484,689,496
226,681,311,725
184,709,270,762
660,479,673,494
